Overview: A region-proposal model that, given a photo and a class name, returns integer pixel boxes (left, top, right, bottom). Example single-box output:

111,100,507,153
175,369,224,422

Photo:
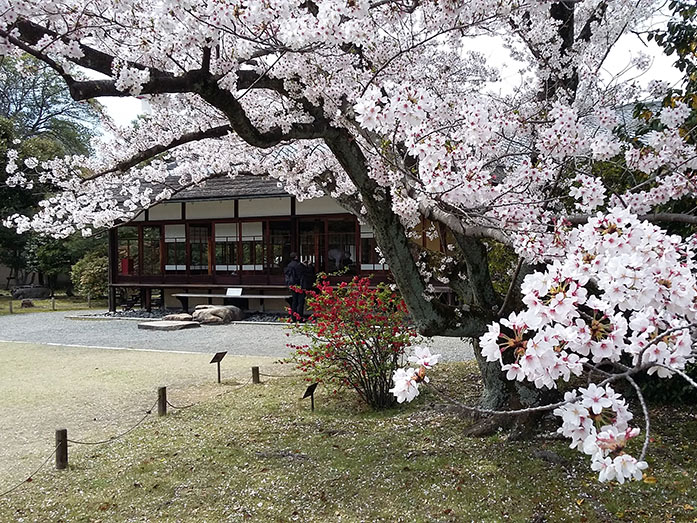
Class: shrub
70,251,109,298
636,362,697,404
286,276,417,409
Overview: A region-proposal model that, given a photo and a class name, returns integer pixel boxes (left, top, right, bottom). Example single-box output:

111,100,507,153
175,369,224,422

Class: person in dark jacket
297,258,316,320
284,252,303,320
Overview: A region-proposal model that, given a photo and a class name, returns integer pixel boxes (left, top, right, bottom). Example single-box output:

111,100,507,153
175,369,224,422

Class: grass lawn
1,362,695,522
0,291,107,315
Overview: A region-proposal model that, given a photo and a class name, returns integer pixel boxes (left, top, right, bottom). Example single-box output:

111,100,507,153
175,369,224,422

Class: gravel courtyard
0,310,474,360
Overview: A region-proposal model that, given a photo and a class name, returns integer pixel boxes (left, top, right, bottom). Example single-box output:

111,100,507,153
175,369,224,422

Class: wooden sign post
210,351,227,383
302,383,318,411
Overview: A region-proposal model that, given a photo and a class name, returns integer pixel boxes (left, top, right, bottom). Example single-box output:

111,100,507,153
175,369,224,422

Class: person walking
284,252,303,321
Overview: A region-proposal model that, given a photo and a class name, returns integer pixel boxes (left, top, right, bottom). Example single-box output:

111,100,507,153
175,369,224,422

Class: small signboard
210,351,227,364
210,351,227,383
302,383,319,411
226,287,243,297
302,383,318,399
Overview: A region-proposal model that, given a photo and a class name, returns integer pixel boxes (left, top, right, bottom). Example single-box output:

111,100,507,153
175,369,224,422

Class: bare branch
625,375,650,462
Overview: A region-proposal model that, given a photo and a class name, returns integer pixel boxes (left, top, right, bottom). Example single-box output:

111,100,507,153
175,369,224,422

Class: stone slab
137,320,201,331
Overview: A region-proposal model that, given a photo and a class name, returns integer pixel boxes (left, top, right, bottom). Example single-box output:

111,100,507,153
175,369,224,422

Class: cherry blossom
1,0,696,485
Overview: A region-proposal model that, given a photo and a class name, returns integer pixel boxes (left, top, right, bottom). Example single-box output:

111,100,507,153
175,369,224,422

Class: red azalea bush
286,276,417,409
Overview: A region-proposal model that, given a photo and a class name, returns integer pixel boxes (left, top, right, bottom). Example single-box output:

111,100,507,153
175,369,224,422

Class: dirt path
0,341,285,489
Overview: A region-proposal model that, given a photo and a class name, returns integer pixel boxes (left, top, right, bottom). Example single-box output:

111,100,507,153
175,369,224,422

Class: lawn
1,362,695,522
0,291,107,315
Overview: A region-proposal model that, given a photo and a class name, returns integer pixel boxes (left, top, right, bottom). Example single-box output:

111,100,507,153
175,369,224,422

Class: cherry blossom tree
1,0,696,481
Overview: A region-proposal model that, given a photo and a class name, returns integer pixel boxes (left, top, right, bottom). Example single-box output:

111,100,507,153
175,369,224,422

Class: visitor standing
284,252,303,320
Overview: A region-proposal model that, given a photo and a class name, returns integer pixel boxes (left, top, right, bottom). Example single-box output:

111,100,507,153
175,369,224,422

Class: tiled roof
169,174,289,202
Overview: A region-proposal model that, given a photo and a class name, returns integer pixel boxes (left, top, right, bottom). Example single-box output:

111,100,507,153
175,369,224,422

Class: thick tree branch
418,201,513,245
84,125,234,180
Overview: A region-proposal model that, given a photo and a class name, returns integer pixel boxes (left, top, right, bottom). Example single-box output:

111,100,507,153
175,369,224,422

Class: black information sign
210,351,227,383
302,383,318,411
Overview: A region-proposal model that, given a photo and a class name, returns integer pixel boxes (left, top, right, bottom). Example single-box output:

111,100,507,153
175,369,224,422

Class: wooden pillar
144,288,152,312
185,223,191,279
108,229,118,312
137,224,144,277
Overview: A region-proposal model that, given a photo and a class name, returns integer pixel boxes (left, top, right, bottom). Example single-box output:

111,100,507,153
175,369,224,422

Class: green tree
71,251,109,299
0,55,101,288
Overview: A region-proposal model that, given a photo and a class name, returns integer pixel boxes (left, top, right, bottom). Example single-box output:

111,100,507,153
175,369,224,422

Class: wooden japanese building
108,175,393,312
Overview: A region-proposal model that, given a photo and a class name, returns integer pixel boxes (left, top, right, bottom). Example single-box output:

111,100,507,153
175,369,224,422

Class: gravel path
0,310,473,361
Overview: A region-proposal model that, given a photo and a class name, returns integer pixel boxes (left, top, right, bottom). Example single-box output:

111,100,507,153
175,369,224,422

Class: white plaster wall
241,221,263,238
187,200,235,219
296,196,345,215
239,197,290,217
215,223,238,240
148,203,181,221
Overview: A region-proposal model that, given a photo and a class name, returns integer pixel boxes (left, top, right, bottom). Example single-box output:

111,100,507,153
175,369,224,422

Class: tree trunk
471,338,511,410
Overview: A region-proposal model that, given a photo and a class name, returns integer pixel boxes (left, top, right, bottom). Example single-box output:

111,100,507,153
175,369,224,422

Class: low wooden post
8,300,13,314
87,294,91,309
252,366,260,384
55,429,68,470
158,387,167,416
51,297,56,311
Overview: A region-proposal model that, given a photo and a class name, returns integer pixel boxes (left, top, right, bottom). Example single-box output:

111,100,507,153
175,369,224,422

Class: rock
221,305,243,321
12,286,51,300
137,320,200,331
192,304,243,321
162,313,194,321
532,449,567,466
21,299,34,308
192,306,235,324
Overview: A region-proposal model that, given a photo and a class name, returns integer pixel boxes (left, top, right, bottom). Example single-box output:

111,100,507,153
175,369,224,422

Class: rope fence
67,400,159,446
0,444,60,498
1,365,303,499
258,371,299,378
166,400,197,410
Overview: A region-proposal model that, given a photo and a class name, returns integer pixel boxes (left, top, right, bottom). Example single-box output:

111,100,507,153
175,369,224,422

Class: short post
55,429,68,470
158,386,167,416
87,294,91,309
51,297,56,311
217,361,221,384
8,300,13,314
252,366,260,384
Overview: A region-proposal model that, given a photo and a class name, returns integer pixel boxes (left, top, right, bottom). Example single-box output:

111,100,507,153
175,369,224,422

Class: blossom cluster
389,346,441,404
478,208,696,481
554,386,647,483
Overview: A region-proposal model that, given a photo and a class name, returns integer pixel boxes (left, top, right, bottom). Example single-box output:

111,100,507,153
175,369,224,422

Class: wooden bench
172,290,291,313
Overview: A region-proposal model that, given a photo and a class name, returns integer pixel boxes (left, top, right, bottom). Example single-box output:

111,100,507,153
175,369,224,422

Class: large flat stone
137,320,201,331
